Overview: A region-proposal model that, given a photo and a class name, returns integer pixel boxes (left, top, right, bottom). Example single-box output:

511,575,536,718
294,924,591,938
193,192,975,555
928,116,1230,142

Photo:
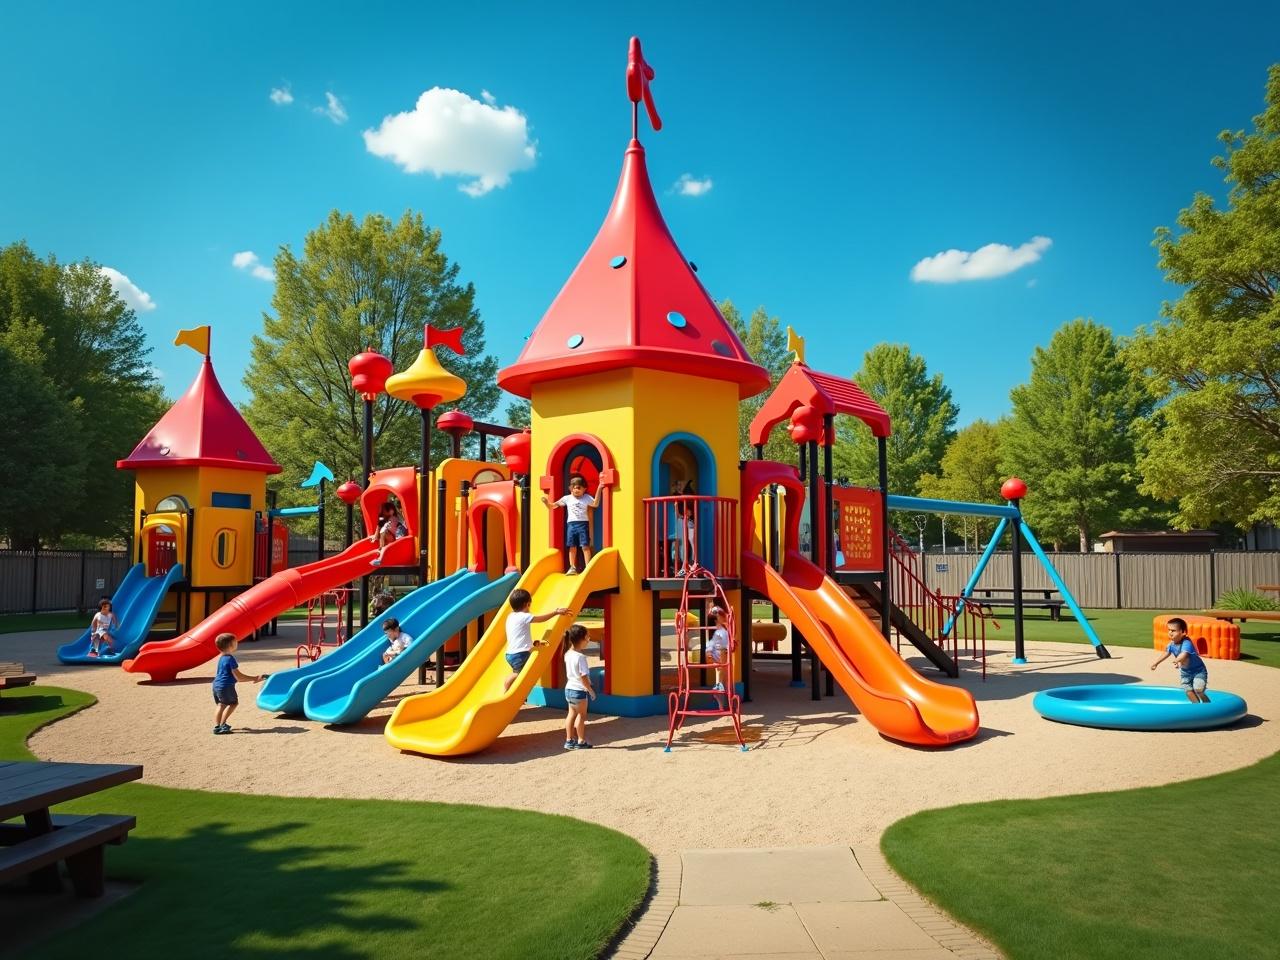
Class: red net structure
296,589,351,667
663,564,746,751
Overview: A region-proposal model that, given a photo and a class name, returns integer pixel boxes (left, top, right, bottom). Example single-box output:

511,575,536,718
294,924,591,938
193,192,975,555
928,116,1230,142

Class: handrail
643,495,738,580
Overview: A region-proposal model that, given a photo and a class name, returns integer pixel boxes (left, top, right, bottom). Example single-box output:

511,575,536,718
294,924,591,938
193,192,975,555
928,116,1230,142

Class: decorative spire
786,326,806,365
627,37,661,140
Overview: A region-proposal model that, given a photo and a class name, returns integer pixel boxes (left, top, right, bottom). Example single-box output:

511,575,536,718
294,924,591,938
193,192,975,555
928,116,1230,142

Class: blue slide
301,569,519,725
57,562,185,665
257,569,472,715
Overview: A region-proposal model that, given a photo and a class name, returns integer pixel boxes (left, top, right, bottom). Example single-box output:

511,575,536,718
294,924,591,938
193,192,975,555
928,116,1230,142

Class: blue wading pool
1033,684,1248,732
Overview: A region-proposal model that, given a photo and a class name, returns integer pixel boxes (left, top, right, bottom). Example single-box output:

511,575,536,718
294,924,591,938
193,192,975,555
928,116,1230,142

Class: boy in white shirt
380,617,413,664
542,475,596,575
562,623,596,749
705,605,732,708
88,598,119,657
503,588,571,692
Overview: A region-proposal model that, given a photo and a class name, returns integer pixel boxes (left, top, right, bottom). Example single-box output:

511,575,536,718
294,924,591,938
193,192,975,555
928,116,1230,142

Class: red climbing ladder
664,564,747,751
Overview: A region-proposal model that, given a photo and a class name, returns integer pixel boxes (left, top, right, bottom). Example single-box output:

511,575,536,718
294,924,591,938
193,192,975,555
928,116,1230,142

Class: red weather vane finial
626,37,661,138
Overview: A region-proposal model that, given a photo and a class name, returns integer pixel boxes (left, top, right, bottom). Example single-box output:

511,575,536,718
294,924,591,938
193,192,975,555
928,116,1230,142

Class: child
381,617,413,664
675,479,697,574
212,633,266,734
705,605,731,708
562,623,596,749
541,475,595,575
1151,617,1211,703
503,589,571,692
370,502,408,567
88,599,119,657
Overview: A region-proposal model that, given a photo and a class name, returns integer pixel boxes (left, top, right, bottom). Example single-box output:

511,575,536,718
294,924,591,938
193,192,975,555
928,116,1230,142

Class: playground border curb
602,852,681,959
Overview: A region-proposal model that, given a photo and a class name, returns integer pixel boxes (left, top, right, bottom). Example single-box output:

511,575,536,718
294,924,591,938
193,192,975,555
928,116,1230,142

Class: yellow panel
191,506,256,586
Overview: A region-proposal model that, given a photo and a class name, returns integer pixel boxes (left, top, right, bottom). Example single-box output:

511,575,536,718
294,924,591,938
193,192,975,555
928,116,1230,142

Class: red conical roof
498,139,769,399
117,357,281,474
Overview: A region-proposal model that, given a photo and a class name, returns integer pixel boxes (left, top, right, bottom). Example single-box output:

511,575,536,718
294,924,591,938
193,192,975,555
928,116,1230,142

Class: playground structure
83,37,1178,756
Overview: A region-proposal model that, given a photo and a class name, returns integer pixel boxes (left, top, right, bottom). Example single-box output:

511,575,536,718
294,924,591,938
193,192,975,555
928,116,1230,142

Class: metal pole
345,502,354,644
1011,508,1026,664
823,414,835,575
479,433,488,462
361,396,374,629
519,474,531,572
753,443,764,460
420,407,432,584
317,478,326,562
30,541,39,615
878,436,891,641
807,439,820,568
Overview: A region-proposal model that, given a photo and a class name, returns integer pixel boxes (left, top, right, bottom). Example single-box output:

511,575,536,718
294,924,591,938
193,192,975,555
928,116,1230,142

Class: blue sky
2,1,1276,424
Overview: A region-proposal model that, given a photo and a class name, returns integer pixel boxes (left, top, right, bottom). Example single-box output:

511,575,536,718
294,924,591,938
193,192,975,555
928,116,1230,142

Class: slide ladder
664,563,746,751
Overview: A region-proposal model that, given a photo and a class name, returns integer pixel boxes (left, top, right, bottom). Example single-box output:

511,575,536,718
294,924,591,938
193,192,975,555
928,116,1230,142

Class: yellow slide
385,548,619,756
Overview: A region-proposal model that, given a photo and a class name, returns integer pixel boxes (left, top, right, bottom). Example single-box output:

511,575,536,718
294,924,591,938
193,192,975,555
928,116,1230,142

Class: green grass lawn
0,612,88,634
3,686,650,959
882,751,1279,959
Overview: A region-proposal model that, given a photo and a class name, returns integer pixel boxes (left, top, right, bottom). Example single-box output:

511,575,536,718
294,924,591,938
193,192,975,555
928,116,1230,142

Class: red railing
297,588,351,666
643,496,738,580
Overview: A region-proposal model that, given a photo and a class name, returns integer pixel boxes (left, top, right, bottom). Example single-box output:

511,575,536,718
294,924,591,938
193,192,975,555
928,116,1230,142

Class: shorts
505,651,532,673
212,685,238,706
566,521,591,549
565,688,589,704
1179,671,1208,693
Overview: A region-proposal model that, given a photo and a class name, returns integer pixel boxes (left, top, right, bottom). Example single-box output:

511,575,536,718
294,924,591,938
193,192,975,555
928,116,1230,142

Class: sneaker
212,725,222,734
713,682,725,692
88,650,99,658
566,566,579,576
563,740,578,750
576,741,594,749
219,725,233,734
370,557,382,567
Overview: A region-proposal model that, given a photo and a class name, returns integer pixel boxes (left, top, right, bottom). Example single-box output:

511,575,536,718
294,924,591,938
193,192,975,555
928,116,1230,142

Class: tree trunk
1078,524,1089,553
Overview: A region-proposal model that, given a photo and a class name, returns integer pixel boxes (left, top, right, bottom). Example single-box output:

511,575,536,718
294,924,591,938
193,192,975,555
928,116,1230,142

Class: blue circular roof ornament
567,334,584,349
609,255,627,269
711,340,733,357
667,311,687,329
689,261,698,272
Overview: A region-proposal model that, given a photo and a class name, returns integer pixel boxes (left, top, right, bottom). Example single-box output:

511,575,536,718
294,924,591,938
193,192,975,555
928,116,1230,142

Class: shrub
1214,588,1280,611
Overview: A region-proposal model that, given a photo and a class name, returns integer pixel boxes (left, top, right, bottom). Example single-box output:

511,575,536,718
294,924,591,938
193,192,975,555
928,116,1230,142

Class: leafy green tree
833,344,957,494
919,419,1007,544
243,211,499,543
1128,65,1280,530
0,242,163,544
1004,319,1158,551
504,397,531,431
720,300,794,461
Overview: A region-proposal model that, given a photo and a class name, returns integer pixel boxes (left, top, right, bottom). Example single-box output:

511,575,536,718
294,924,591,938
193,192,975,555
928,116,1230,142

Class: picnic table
0,662,36,698
1255,584,1280,594
966,587,1066,620
0,760,140,898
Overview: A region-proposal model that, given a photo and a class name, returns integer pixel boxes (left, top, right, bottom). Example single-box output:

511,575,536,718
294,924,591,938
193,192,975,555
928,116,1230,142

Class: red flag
426,325,465,356
627,37,662,132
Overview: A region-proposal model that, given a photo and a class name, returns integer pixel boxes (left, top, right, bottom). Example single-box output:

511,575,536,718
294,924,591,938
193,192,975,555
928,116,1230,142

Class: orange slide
123,536,417,682
743,550,979,746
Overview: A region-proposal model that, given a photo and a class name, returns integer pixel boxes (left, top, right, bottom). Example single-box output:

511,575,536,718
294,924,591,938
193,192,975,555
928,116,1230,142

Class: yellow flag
786,325,805,364
173,325,211,357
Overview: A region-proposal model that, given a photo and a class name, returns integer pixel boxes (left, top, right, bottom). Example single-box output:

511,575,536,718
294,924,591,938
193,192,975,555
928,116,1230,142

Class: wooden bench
967,589,1066,620
0,662,36,698
1205,609,1280,624
0,814,135,898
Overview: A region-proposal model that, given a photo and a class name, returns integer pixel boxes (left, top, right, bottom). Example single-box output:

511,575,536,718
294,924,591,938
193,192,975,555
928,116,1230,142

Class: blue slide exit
301,569,519,726
57,563,185,665
257,569,472,715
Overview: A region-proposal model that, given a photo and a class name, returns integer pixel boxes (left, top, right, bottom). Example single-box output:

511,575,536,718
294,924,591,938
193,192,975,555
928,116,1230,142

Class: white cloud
231,250,275,282
98,267,156,312
480,89,496,105
363,87,537,197
911,236,1052,283
269,85,294,106
675,173,713,197
313,91,347,124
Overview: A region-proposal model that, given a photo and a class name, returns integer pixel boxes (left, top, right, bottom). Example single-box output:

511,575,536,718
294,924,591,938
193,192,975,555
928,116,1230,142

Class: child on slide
88,599,119,657
370,503,408,567
381,617,413,665
503,588,571,693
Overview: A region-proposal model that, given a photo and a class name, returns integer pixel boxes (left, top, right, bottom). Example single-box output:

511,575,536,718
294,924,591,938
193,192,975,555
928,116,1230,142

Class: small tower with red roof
117,333,281,628
498,39,769,711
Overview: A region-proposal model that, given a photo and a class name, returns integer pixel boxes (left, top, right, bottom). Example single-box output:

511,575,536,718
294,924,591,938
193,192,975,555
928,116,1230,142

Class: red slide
123,537,417,682
743,550,979,746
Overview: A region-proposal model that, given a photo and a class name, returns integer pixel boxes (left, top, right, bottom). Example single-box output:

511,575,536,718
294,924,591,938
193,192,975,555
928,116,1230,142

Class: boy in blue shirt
1151,617,1210,703
212,633,266,734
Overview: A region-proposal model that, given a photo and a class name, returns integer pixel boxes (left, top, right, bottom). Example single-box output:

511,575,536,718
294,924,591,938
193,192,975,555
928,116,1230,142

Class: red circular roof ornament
335,480,362,506
500,430,531,476
788,405,822,445
349,348,392,400
437,410,474,437
1001,477,1028,501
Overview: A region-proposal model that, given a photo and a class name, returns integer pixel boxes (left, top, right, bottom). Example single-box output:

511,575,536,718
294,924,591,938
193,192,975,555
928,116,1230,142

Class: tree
833,344,957,494
0,242,164,544
243,211,500,544
719,300,794,461
1128,64,1280,530
918,419,1007,545
504,397,531,430
1003,319,1158,551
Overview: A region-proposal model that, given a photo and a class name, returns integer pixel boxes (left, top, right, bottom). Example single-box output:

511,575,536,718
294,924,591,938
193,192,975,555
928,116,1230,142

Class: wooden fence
920,550,1280,609
0,550,132,615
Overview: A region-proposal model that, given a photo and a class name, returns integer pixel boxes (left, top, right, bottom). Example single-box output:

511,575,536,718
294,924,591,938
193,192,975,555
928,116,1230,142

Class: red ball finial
501,430,531,476
348,348,393,400
335,480,363,505
437,410,474,437
1001,477,1028,501
788,405,822,445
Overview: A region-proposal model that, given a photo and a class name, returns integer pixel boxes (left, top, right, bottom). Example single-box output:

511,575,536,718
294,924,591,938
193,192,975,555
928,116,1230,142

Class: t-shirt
91,612,115,636
385,631,413,656
506,611,535,654
556,493,596,523
565,649,590,692
380,518,407,538
1167,638,1207,675
707,626,730,664
214,653,238,687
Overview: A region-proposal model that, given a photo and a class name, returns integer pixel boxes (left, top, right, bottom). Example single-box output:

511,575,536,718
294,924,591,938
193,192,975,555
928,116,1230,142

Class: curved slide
385,548,619,757
744,550,979,746
124,536,417,681
58,563,185,665
300,569,518,725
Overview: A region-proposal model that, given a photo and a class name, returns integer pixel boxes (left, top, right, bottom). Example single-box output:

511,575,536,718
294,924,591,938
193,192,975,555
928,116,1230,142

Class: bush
1214,588,1280,611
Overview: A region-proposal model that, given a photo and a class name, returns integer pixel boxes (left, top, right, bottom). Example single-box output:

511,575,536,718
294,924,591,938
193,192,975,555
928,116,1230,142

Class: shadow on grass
0,694,66,714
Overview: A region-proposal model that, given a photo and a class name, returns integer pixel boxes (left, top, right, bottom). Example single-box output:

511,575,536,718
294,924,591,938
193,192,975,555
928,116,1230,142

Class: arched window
212,528,237,569
156,495,190,513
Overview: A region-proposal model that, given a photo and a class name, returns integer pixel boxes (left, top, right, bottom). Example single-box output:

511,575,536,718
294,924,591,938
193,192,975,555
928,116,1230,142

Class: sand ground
12,625,1278,855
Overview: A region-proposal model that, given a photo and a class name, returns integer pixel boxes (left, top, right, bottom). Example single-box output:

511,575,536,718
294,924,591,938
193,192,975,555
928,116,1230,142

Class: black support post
1011,511,1027,664
317,478,326,562
519,474,531,572
419,408,432,584
878,436,891,641
344,502,355,644
360,397,374,630
807,440,820,568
